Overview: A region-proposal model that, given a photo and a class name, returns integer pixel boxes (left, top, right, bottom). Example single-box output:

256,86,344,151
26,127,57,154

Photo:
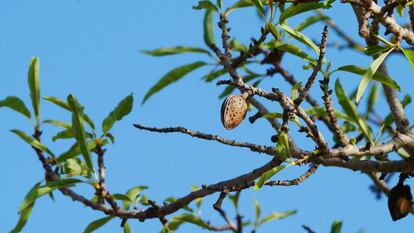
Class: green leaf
11,129,55,157
28,57,40,123
254,165,287,191
397,4,405,17
83,216,115,233
102,94,133,134
112,193,132,202
52,129,75,141
217,0,222,8
43,119,71,129
10,183,41,233
279,2,325,23
254,199,261,225
162,214,211,233
259,210,297,225
364,45,388,56
231,39,248,52
332,65,400,91
280,23,320,55
123,185,149,210
67,95,94,175
142,46,211,57
64,158,90,177
250,0,265,17
43,96,96,131
334,79,372,140
296,15,330,31
229,192,240,211
123,222,132,233
305,106,353,122
274,42,317,65
43,96,70,110
401,48,414,72
279,131,290,157
330,220,342,233
193,1,219,11
356,47,394,103
19,179,82,212
266,22,279,39
203,10,215,47
57,140,98,163
366,84,378,114
0,96,31,119
203,68,227,82
226,0,253,14
142,61,207,104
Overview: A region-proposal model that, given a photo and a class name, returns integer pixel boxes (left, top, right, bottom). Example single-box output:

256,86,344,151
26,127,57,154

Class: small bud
388,183,413,221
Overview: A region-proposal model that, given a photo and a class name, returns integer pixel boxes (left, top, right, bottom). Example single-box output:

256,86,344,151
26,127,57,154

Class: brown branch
133,124,279,156
265,163,319,186
213,191,237,232
295,25,328,106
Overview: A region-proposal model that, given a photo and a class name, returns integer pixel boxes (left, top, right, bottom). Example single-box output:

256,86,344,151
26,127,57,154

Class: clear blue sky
1,0,413,232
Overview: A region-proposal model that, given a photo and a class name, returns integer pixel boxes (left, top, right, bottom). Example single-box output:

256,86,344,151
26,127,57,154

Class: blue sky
1,0,414,232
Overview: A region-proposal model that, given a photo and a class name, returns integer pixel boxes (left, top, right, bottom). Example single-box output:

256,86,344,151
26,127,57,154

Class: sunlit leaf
102,94,133,134
0,96,31,119
204,10,215,47
162,213,211,233
279,2,325,23
296,14,330,31
57,140,99,163
401,48,414,72
335,79,372,140
123,222,132,233
19,179,82,212
332,65,400,91
43,119,71,129
254,199,261,224
193,1,219,11
142,62,207,104
123,185,149,210
274,42,317,65
226,0,254,15
259,210,297,225
11,129,55,157
64,158,90,177
330,220,343,233
83,216,115,233
142,46,211,57
28,57,40,123
356,47,394,103
254,164,287,191
280,23,320,55
10,182,40,233
250,0,265,17
67,95,94,174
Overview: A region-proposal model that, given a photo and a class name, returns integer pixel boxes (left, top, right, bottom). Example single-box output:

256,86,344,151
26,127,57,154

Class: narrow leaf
296,15,330,31
67,95,94,174
0,96,31,118
254,165,287,191
204,10,215,47
57,140,98,163
203,68,227,82
330,220,343,233
333,65,400,91
280,23,320,55
356,47,394,103
142,46,211,56
19,179,82,212
254,199,261,224
226,0,253,14
274,42,317,65
43,119,71,129
401,48,414,72
11,129,55,157
83,216,115,233
162,214,211,233
335,79,372,140
123,185,149,210
250,0,265,17
142,62,207,104
10,182,41,233
43,96,70,110
259,210,297,225
123,222,132,233
28,57,40,123
193,1,219,11
102,94,133,134
279,2,325,23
